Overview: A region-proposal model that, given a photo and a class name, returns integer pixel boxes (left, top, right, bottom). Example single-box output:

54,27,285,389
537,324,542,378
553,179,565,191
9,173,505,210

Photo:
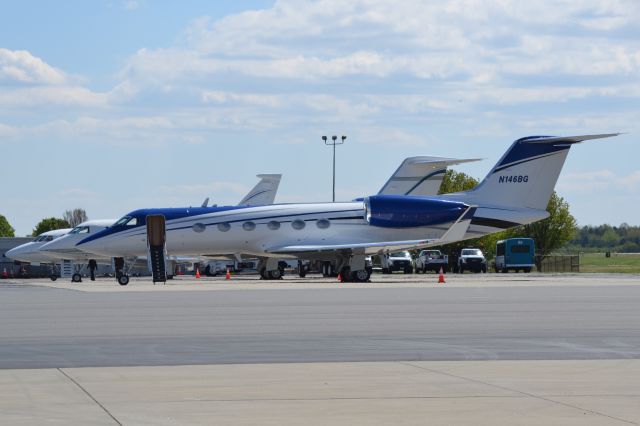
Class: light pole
322,135,346,202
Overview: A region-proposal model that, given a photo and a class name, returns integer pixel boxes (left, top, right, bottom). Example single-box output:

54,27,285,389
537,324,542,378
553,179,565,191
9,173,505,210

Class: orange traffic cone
195,268,201,279
225,268,231,280
337,273,342,282
1,268,7,279
438,267,446,284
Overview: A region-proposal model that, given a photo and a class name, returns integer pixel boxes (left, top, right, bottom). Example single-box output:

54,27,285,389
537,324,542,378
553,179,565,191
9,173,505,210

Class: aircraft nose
5,247,18,259
40,237,62,252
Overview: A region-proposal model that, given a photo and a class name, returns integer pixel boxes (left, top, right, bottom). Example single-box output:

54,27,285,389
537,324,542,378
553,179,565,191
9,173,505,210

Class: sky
1,0,639,236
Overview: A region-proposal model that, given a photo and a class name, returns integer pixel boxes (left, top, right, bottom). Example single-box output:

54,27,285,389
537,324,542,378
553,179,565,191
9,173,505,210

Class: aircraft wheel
72,273,82,283
118,275,130,286
351,269,370,282
50,275,58,281
269,269,282,280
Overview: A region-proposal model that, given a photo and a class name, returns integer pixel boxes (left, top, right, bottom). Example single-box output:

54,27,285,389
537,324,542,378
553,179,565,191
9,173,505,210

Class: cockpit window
70,226,90,234
44,236,54,242
114,216,139,227
114,216,131,226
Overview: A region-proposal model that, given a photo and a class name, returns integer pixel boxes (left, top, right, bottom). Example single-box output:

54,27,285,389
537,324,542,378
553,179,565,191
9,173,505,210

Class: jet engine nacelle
364,195,468,228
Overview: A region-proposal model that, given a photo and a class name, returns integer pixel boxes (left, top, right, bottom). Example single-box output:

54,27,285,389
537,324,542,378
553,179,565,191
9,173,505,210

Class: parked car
382,251,414,274
415,249,449,273
495,238,535,273
458,248,487,273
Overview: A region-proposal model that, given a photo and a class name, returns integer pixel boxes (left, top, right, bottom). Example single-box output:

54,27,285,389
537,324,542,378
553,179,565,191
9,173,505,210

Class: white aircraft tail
459,134,618,210
378,156,480,196
238,174,282,206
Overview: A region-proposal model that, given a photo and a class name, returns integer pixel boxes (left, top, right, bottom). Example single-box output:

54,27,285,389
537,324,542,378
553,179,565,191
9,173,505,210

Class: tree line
564,224,640,253
0,209,88,237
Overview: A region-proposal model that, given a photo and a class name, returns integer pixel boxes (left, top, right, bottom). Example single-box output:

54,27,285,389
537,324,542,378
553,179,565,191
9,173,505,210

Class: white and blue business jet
77,133,617,284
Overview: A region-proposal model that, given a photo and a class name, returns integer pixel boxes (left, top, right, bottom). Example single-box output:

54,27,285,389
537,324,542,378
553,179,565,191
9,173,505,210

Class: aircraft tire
351,269,370,282
268,269,282,280
50,275,58,281
118,275,130,286
72,273,82,283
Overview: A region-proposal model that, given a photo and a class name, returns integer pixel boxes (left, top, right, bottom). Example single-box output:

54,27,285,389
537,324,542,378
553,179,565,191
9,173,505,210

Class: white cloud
0,86,108,108
123,0,139,11
119,0,640,87
0,48,67,85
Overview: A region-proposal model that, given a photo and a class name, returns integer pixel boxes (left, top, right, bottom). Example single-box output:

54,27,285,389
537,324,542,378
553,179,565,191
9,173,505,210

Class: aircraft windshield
114,216,138,227
70,226,90,234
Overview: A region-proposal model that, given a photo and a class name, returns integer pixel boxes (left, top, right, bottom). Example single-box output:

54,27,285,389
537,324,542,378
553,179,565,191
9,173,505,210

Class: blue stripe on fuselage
77,205,246,246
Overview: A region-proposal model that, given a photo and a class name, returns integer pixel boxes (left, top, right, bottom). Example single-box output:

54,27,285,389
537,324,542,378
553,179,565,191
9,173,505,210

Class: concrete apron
1,359,638,425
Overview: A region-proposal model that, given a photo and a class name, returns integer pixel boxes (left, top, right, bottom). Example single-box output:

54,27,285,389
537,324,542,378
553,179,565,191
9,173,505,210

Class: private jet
77,134,617,284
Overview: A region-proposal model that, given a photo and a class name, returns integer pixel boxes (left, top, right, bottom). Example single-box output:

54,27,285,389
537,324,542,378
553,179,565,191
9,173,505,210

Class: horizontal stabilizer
522,133,620,144
379,156,482,197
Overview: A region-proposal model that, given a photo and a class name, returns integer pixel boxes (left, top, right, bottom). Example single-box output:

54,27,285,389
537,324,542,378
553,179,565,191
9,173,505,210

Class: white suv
458,248,487,273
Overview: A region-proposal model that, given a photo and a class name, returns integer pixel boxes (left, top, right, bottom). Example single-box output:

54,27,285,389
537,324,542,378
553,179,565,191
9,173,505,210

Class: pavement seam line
57,368,123,426
399,361,638,425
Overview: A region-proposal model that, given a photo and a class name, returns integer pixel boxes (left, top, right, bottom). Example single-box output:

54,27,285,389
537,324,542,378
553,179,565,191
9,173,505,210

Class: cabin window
267,221,280,230
316,219,330,229
292,219,305,230
192,223,206,233
217,222,231,232
243,221,256,231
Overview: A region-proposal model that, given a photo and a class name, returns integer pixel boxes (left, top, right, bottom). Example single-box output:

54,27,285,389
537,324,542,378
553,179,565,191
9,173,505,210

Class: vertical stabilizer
460,134,618,210
238,174,282,206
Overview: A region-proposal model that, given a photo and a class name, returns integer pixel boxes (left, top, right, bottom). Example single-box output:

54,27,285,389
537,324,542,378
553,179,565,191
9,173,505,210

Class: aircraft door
146,215,167,283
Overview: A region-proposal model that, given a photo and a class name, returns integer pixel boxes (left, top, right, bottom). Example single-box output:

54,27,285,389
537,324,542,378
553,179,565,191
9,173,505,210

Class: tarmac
1,273,639,425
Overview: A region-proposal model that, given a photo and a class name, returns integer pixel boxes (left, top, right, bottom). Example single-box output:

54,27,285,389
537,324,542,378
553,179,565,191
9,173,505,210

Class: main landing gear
338,267,371,283
258,258,285,280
